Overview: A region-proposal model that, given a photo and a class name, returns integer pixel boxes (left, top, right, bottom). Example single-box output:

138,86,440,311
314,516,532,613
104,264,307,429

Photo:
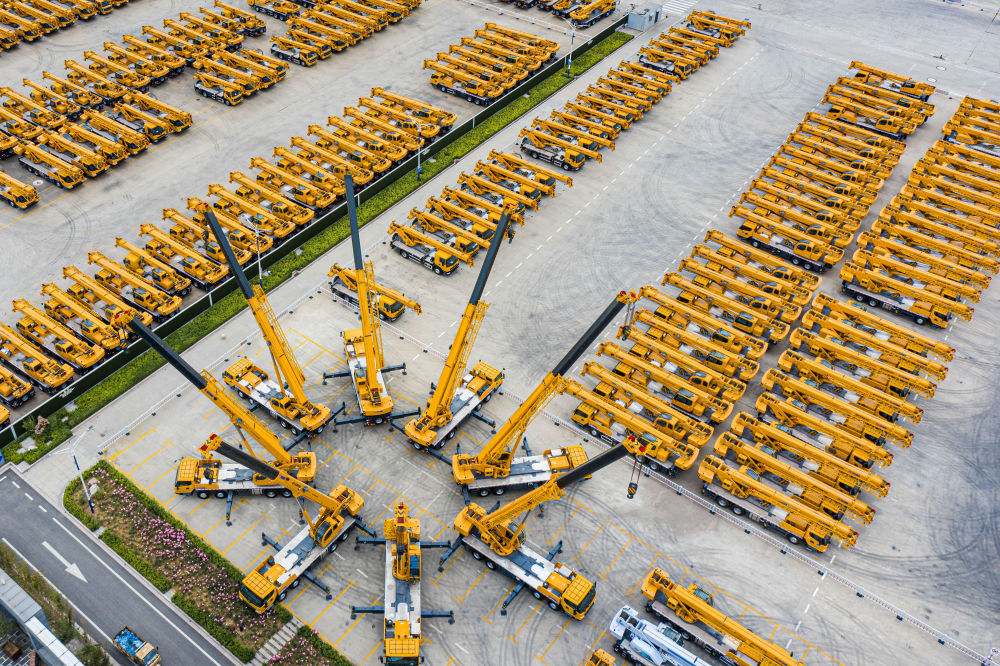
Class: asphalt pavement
0,468,238,666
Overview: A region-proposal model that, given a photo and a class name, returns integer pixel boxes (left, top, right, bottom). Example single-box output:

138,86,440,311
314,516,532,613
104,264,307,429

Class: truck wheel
791,257,801,266
478,489,490,497
548,601,559,611
715,497,729,508
290,578,300,588
913,316,926,326
433,266,443,275
853,293,865,303
867,298,878,308
215,491,227,499
486,560,496,569
786,534,801,545
561,162,572,172
264,489,278,498
471,550,483,560
282,489,293,497
278,590,287,601
731,505,744,516
589,427,599,437
494,487,505,496
802,262,814,271
533,590,542,600
197,490,210,499
750,240,759,248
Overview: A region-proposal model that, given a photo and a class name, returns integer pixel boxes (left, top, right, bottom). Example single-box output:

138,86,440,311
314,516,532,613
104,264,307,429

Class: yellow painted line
164,494,179,506
222,520,260,555
445,657,459,666
129,439,173,475
108,428,156,461
144,462,179,491
315,579,356,624
534,615,571,663
360,640,381,664
576,631,607,666
480,582,517,624
625,560,657,596
601,537,632,578
507,600,543,644
453,567,487,605
188,497,212,516
433,547,462,582
302,349,326,368
574,521,607,559
331,591,371,647
203,515,226,537
289,578,314,605
545,505,579,546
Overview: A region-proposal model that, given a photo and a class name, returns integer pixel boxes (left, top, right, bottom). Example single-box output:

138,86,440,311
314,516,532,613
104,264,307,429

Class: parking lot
13,0,1000,663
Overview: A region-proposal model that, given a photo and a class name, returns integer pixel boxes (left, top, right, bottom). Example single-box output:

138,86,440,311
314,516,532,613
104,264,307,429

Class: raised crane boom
452,291,635,485
202,208,331,433
126,317,316,477
404,212,511,448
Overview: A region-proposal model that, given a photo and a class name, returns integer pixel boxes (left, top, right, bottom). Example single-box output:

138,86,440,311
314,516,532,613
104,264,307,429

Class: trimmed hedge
64,460,294,662
2,29,634,467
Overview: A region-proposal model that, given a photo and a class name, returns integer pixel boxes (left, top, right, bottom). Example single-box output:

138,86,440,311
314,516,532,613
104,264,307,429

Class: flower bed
64,460,289,662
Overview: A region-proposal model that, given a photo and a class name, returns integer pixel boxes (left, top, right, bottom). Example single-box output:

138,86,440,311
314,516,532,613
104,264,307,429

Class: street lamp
61,424,95,514
564,19,576,78
416,123,435,183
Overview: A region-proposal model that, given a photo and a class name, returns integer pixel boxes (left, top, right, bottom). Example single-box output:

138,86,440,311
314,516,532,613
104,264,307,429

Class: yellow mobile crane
441,435,651,619
39,72,102,110
88,250,181,321
120,36,187,77
849,61,934,101
197,209,331,435
687,244,812,307
371,86,457,133
323,177,412,426
271,146,345,196
641,568,805,666
63,60,129,106
36,130,108,178
13,140,85,189
0,324,74,394
1,87,65,129
0,170,38,208
184,199,276,258
141,25,211,64
0,8,41,41
289,135,375,187
0,363,33,408
159,209,250,265
840,261,972,327
867,217,999,277
125,319,318,521
852,247,981,303
343,105,420,153
229,171,314,226
137,222,230,290
402,213,511,449
729,412,891,498
328,263,420,321
103,42,170,86
248,157,335,212
714,432,876,524
699,455,859,552
662,272,789,344
206,183,296,240
12,299,104,374
408,208,484,256
193,437,366,613
351,501,454,665
40,282,128,352
387,222,471,275
268,33,320,67
699,231,820,293
5,3,56,33
21,78,82,119
788,328,936,400
63,265,153,334
60,121,127,165
857,230,990,291
121,91,192,132
451,293,635,496
77,110,149,155
114,237,192,296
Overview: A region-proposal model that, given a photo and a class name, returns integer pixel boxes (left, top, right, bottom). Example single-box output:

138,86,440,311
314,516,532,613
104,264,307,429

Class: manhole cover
936,65,946,70
927,77,937,83
33,180,44,187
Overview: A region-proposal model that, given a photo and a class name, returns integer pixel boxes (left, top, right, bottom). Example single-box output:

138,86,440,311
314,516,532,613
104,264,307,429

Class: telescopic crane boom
451,292,636,493
403,212,511,449
201,208,331,434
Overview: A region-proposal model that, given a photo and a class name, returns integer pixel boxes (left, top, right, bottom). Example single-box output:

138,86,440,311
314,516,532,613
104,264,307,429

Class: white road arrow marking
42,541,87,583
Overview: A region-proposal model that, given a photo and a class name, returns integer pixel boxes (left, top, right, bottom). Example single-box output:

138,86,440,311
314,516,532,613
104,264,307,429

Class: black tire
282,489,292,497
290,578,300,588
532,591,542,600
433,266,443,275
446,429,457,440
472,550,483,560
913,316,926,326
802,262,814,271
215,491,227,499
853,293,865,303
791,257,801,266
264,489,278,498
486,560,496,570
787,534,801,545
867,298,878,308
494,487,505,496
548,601,559,611
589,427,599,437
750,240,760,248
731,505,744,516
527,149,539,159
278,591,287,601
197,490,210,499
479,489,490,497
561,162,572,172
715,497,729,508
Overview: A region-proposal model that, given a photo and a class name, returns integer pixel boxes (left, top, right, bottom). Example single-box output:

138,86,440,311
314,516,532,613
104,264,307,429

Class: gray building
0,570,83,666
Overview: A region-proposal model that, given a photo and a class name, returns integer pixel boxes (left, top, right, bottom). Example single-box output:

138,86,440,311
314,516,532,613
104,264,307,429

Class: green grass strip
3,30,633,466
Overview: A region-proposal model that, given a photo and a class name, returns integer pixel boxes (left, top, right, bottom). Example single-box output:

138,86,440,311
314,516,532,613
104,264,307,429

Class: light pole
565,20,576,78
66,425,95,514
416,124,434,183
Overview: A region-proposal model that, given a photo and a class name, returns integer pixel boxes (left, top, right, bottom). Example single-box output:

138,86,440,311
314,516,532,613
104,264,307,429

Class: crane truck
114,237,192,296
120,36,187,77
388,222,469,275
857,230,991,291
137,222,230,290
777,350,922,425
289,135,375,188
351,501,454,665
60,121,127,165
0,364,33,408
0,324,74,394
197,209,331,435
608,605,714,666
125,319,319,518
0,170,38,208
672,259,802,324
63,60,130,106
371,86,457,133
307,124,391,174
82,51,152,91
408,209,484,256
329,263,421,321
230,171,314,226
7,2,61,31
272,146,344,196
713,432,876,524
160,208,253,265
269,33,319,67
699,454,859,552
88,250,181,322
840,261,970,327
640,569,805,666
13,140,85,189
702,230,819,292
865,217,999,279
39,72,103,110
343,105,420,153
179,11,244,49
140,25,211,65
201,437,367,613
205,184,296,242
0,8,41,41
788,328,936,399
442,434,653,619
637,286,767,361
852,246,980,304
248,156,335,211
36,130,109,178
77,110,149,155
20,78,82,119
184,200,276,257
102,42,170,86
12,299,104,373
685,244,812,307
728,411,890,498
402,213,511,449
849,61,934,101
450,293,634,495
121,91,192,132
730,205,842,273
518,127,595,171
322,177,411,426
41,281,129,351
248,0,300,20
